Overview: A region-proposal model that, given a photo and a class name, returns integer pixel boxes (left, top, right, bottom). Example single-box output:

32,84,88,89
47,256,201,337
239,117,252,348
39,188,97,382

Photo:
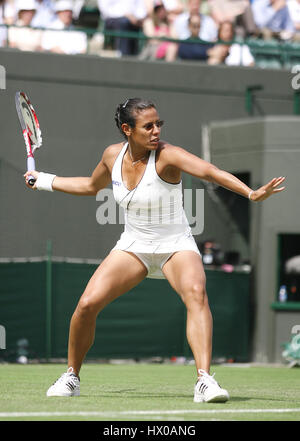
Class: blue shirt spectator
172,0,218,42
252,0,294,33
177,13,213,60
31,0,56,29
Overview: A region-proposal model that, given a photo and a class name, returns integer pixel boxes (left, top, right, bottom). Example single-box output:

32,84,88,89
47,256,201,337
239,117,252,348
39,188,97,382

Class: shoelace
51,367,78,386
51,373,68,386
197,369,218,386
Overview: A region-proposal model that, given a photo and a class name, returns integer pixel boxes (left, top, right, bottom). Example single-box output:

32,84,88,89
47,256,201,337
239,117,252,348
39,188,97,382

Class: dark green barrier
206,270,251,361
49,262,186,359
0,262,250,361
0,262,47,359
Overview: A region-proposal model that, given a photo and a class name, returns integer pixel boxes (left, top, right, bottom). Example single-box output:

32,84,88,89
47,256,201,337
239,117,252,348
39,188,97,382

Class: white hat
16,0,37,12
55,0,73,12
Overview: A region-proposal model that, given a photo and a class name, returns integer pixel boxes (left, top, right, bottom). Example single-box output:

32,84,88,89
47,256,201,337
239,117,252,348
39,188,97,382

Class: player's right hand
24,170,40,189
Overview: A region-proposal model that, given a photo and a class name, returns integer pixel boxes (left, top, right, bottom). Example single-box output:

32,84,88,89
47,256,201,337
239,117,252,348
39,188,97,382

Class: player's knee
76,296,98,318
183,283,207,308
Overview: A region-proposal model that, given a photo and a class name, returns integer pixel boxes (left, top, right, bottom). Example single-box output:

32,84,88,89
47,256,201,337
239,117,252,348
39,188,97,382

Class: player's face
125,107,163,149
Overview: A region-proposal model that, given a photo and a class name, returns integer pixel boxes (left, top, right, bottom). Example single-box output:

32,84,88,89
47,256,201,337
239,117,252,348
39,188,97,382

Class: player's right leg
46,250,147,397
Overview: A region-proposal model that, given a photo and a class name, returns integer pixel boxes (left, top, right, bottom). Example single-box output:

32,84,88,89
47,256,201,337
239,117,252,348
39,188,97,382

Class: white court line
0,408,300,418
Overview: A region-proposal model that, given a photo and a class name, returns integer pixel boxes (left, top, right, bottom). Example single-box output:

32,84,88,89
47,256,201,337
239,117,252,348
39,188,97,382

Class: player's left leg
162,250,229,403
162,251,212,373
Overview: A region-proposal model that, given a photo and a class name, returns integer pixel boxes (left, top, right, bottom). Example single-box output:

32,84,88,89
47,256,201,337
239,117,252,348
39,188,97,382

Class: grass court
0,363,299,421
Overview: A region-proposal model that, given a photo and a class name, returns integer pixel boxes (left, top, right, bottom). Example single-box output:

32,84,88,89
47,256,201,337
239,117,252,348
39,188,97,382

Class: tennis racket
15,92,42,186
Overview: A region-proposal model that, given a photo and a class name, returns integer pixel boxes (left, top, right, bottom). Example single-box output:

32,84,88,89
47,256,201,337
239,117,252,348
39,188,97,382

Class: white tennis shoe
46,367,80,397
194,369,229,403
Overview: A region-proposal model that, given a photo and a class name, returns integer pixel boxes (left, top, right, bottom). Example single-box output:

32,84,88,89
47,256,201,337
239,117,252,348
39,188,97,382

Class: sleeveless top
111,143,192,251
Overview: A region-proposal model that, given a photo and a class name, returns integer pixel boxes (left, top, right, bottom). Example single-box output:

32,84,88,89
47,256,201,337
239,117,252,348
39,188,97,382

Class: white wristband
248,190,253,201
35,172,56,192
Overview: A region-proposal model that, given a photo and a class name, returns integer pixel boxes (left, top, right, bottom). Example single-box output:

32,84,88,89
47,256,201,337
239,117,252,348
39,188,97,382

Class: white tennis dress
111,142,201,278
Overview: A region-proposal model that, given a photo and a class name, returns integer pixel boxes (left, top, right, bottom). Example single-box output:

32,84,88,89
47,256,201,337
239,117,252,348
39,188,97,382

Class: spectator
98,0,147,56
252,0,295,39
73,0,85,20
207,20,255,65
0,0,15,47
176,13,213,60
0,0,14,23
145,0,184,23
287,0,300,35
171,0,218,42
8,0,43,51
31,0,56,29
41,0,87,54
140,1,175,60
208,0,258,37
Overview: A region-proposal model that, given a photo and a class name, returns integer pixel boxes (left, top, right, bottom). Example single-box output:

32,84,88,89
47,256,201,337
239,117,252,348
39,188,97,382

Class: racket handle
27,156,36,186
28,177,36,186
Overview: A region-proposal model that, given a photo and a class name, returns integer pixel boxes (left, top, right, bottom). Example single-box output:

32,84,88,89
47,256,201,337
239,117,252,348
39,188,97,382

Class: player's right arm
24,144,120,195
52,158,111,195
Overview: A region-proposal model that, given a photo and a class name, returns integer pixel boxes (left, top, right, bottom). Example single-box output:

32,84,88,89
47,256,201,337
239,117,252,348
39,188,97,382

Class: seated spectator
207,20,255,66
208,0,258,37
8,0,43,52
0,0,14,24
287,0,300,35
140,1,175,60
41,0,87,54
31,0,56,29
0,0,15,47
177,13,213,60
171,0,218,42
98,0,147,56
145,0,184,23
72,0,85,21
252,0,295,40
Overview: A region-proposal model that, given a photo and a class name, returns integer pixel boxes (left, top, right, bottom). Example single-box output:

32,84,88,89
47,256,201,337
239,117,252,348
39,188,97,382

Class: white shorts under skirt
111,231,201,279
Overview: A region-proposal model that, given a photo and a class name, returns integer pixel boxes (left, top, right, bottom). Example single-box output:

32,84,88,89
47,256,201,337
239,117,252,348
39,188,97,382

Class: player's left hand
250,177,286,202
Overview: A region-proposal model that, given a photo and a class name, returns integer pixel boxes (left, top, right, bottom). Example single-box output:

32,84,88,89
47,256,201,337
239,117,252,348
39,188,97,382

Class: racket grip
27,156,36,186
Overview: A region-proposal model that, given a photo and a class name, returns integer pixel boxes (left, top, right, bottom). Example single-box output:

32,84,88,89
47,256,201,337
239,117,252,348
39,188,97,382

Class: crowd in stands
1,0,88,53
1,0,300,66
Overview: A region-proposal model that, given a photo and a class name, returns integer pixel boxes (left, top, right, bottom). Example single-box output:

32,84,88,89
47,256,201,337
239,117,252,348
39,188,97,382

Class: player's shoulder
102,142,124,164
103,142,124,157
98,142,124,173
157,141,184,159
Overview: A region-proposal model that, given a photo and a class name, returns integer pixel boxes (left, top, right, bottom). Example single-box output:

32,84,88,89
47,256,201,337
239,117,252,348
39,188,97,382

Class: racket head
15,91,42,153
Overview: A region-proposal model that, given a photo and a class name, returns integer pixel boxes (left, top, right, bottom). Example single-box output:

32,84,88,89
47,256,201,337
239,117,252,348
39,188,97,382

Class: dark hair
218,21,235,42
114,98,156,139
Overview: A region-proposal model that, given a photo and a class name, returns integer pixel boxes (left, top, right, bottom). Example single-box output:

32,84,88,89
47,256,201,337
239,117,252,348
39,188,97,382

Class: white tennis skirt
111,231,201,279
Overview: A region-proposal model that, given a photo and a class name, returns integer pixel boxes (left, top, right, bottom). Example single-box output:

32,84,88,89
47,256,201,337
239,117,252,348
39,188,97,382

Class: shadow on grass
82,392,254,402
227,396,252,402
221,396,292,404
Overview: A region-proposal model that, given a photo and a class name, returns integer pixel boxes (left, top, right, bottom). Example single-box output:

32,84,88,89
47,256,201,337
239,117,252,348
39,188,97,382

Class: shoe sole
46,390,80,397
194,393,229,403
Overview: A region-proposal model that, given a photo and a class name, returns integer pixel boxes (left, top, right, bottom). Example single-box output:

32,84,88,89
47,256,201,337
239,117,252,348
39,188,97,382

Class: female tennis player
24,98,285,402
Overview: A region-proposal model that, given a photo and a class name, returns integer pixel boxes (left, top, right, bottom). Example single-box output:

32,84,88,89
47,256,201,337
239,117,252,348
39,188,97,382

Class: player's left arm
165,145,285,202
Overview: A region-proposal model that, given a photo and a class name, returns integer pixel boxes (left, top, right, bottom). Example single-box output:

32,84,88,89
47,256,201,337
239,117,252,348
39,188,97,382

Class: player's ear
121,123,132,138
